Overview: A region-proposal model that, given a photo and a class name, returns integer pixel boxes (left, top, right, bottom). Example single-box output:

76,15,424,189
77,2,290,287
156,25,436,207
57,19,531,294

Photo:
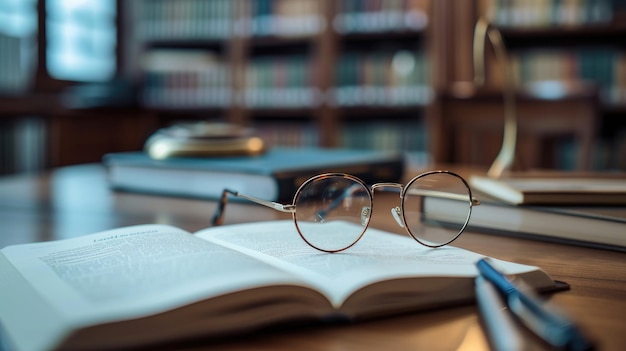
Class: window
0,0,37,37
46,0,117,82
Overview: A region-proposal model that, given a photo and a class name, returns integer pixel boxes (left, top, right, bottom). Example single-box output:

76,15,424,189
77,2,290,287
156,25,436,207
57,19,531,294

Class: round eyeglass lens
293,175,372,252
402,172,472,247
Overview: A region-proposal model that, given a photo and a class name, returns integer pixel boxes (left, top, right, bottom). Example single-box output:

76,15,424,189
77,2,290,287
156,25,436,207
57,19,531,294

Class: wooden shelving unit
132,0,432,151
429,0,626,170
2,0,625,173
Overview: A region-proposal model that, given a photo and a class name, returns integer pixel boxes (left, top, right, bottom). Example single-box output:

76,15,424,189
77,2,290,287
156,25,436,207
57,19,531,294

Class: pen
476,258,594,351
475,275,526,351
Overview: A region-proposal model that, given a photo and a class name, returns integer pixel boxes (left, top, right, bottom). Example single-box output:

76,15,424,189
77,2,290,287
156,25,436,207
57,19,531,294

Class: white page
0,224,307,328
198,220,539,307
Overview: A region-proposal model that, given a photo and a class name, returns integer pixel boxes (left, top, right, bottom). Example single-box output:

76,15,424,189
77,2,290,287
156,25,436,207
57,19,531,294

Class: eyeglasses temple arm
405,188,481,206
233,191,296,212
211,189,295,227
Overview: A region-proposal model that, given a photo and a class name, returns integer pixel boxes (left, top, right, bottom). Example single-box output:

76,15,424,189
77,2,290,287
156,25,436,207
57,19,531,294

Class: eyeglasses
211,171,481,253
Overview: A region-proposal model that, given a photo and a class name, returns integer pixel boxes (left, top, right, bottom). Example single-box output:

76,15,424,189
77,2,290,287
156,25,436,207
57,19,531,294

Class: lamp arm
473,18,518,178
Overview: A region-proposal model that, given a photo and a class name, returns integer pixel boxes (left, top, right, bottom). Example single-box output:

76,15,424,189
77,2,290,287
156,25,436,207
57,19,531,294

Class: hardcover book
0,221,558,351
423,191,626,251
103,148,405,202
469,175,626,205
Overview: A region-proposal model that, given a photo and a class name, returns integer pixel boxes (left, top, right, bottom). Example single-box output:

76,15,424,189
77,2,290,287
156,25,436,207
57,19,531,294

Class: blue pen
476,258,594,351
475,275,526,351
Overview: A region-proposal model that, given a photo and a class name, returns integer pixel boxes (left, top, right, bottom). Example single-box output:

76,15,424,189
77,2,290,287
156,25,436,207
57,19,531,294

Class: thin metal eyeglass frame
210,170,481,252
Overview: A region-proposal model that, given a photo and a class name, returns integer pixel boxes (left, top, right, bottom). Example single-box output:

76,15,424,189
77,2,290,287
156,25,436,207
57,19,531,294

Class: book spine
140,0,234,40
273,159,406,202
480,0,614,26
254,121,319,149
244,0,322,38
340,118,426,152
140,50,231,109
243,55,315,109
334,0,429,33
332,51,431,107
513,47,622,106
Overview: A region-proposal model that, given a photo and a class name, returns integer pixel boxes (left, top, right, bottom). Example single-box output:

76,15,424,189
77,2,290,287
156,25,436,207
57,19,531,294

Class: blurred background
0,0,625,175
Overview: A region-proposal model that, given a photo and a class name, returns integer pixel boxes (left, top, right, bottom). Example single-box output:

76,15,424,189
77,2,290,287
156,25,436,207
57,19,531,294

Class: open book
0,221,558,351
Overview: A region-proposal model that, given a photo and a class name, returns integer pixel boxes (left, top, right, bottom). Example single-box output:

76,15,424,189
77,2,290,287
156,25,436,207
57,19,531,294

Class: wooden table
1,164,625,351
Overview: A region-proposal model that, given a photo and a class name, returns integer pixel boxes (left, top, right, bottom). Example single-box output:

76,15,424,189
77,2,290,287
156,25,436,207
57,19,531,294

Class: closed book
423,192,626,252
469,175,626,205
103,148,405,202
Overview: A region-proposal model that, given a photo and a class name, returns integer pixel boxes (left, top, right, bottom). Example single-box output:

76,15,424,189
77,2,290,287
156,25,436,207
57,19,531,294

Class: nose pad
361,207,371,226
391,206,405,228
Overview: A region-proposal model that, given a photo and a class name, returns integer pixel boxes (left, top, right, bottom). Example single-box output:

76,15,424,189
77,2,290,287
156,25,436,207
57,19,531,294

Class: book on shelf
334,0,430,33
0,220,560,351
469,175,626,205
424,190,626,252
511,49,625,105
103,147,405,202
141,49,231,109
481,0,614,27
139,0,235,40
244,55,317,108
248,0,323,37
333,51,432,107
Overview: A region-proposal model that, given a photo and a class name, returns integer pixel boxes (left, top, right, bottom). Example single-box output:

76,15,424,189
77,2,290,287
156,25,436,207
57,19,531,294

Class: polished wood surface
1,165,625,351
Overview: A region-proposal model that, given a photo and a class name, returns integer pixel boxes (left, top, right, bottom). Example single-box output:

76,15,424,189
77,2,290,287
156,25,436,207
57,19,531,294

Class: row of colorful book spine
141,50,431,108
140,49,231,108
334,0,430,33
252,118,427,153
480,0,615,27
239,0,323,37
138,0,431,41
139,0,235,40
511,48,626,105
253,121,320,148
243,55,319,108
340,119,426,152
332,50,431,107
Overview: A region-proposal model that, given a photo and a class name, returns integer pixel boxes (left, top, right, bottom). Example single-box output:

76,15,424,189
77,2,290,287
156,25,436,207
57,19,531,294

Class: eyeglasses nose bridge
370,183,406,229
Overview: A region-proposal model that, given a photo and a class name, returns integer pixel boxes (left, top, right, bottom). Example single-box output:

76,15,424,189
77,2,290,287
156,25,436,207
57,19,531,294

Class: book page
0,224,310,326
197,220,544,308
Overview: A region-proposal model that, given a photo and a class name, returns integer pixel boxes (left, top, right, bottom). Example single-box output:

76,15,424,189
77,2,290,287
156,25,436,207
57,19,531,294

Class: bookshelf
131,0,432,153
3,0,624,174
430,0,626,171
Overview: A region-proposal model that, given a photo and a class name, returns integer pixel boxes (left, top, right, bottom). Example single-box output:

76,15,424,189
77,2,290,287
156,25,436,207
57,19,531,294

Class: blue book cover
103,148,405,201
